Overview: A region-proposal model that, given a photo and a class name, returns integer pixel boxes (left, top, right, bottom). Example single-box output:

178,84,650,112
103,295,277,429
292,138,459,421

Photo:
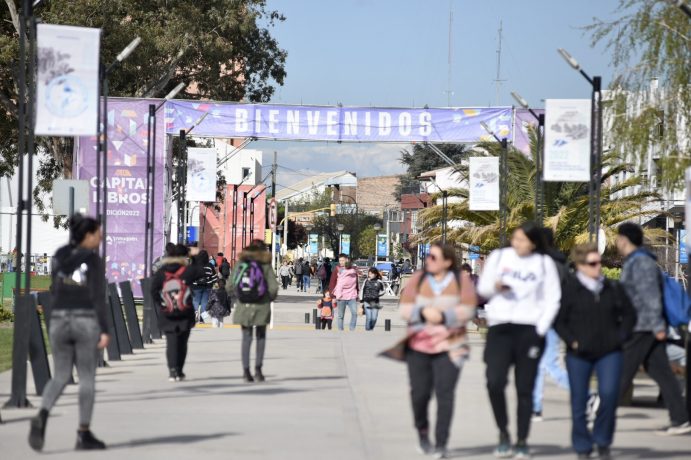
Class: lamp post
481,121,509,246
337,223,345,256
373,223,382,263
305,224,314,259
558,48,603,246
511,91,545,223
666,0,691,18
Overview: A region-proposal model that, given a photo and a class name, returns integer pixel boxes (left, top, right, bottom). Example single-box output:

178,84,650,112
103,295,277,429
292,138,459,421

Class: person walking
294,258,304,292
532,228,571,422
151,244,204,382
219,257,231,281
477,222,562,459
152,242,176,274
321,257,332,293
399,242,477,458
615,222,691,435
328,253,360,331
229,239,279,383
190,250,218,322
207,279,231,328
302,258,312,293
554,243,637,459
278,261,292,290
29,215,110,452
316,289,335,330
361,267,385,331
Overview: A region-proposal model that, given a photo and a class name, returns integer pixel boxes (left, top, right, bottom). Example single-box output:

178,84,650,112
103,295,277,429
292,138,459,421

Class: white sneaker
655,421,691,436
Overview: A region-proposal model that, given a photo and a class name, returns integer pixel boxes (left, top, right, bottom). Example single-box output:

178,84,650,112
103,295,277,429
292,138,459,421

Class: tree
286,219,306,250
356,225,377,260
1,0,287,217
586,0,691,190
394,143,470,200
416,127,664,255
311,212,381,258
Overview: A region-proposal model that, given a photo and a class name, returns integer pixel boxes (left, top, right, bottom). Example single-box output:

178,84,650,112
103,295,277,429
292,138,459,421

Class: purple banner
75,98,166,294
514,108,543,155
165,101,513,143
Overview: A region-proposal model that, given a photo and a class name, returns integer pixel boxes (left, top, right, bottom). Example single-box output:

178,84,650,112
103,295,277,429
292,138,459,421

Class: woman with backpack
151,244,205,382
399,242,477,458
555,243,636,459
360,267,385,331
190,250,218,323
228,239,279,383
29,215,110,452
477,222,562,459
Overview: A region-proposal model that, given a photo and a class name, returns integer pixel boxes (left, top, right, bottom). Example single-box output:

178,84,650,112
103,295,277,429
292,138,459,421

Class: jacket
621,248,666,334
360,278,385,303
555,275,637,359
192,262,218,289
400,271,477,364
328,264,359,297
332,266,359,300
228,248,278,327
50,244,108,333
150,257,205,333
477,247,562,336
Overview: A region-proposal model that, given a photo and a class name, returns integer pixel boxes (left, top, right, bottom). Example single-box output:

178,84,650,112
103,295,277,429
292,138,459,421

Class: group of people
277,257,334,294
397,221,690,459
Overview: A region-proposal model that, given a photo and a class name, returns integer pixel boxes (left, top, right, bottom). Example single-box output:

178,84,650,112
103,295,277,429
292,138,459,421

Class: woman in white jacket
477,222,562,459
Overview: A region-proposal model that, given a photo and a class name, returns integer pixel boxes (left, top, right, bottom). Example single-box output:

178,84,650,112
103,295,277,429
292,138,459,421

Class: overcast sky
255,0,621,191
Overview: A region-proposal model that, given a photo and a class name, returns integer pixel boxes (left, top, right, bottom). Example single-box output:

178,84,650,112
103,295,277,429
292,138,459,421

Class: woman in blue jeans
191,250,218,322
554,243,636,459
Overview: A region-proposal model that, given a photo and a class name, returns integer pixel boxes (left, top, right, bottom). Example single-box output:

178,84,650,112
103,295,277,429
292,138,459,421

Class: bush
602,267,621,280
0,305,14,322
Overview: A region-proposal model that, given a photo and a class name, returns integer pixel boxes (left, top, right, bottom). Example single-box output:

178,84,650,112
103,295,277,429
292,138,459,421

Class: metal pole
593,76,603,247
231,185,238,262
587,80,597,243
13,1,27,298
442,191,448,244
283,200,289,259
536,113,545,223
500,138,508,246
178,129,187,243
101,75,109,263
149,103,157,272
249,194,255,243
68,187,75,218
24,10,37,292
241,192,247,249
144,105,152,275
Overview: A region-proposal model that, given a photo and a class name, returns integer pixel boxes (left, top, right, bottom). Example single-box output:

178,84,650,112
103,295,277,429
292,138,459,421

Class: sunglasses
584,260,602,267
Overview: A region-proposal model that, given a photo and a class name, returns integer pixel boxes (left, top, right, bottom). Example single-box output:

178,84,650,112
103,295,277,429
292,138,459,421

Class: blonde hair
570,243,599,265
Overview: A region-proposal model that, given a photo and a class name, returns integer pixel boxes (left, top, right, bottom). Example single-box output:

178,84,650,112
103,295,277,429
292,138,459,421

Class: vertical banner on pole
186,148,217,202
543,99,591,182
309,234,319,255
468,157,500,211
376,234,389,258
340,234,351,256
35,24,101,136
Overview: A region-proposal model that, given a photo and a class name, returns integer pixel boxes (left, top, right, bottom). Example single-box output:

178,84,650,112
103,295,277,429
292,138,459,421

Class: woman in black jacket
151,244,204,381
555,243,636,460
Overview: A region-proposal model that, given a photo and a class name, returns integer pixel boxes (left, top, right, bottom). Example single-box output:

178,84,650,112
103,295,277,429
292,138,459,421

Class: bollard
312,308,318,324
304,313,310,324
315,317,321,330
385,319,391,331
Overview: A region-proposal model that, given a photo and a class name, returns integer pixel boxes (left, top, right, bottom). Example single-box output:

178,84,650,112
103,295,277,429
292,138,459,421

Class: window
242,167,251,179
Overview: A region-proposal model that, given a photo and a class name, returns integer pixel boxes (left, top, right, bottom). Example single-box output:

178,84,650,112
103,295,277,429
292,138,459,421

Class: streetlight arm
106,36,141,75
557,48,594,85
666,0,691,18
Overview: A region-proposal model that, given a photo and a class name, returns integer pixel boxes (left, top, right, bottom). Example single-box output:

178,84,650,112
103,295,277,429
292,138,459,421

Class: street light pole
374,223,382,264
558,48,603,245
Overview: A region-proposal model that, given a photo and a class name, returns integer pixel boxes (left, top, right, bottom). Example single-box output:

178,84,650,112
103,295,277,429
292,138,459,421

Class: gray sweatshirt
620,249,666,334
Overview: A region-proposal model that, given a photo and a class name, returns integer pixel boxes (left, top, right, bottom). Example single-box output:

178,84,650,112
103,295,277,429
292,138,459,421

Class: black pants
619,332,688,425
296,274,303,290
484,324,545,441
406,350,461,448
242,326,267,369
320,318,333,330
281,276,290,290
165,329,191,373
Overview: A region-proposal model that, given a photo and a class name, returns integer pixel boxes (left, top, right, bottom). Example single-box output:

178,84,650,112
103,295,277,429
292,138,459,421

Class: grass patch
0,323,13,373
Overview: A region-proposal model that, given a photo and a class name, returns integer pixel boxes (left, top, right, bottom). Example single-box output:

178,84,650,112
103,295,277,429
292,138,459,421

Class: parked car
352,259,371,278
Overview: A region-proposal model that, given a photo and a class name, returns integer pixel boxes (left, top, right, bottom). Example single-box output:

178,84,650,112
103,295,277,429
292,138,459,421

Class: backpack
161,266,191,314
319,298,333,317
234,260,268,303
220,261,230,278
317,264,327,280
630,252,691,327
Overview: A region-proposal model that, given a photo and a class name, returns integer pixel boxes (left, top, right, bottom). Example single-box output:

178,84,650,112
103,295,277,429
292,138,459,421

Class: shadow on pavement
449,444,691,459
108,432,237,449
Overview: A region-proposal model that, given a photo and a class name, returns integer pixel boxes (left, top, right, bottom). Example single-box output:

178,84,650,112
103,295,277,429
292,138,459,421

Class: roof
275,170,355,202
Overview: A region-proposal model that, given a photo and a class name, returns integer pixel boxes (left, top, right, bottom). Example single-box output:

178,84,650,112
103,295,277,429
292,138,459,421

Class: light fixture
116,37,142,63
337,223,345,232
374,223,382,231
164,82,186,101
510,91,529,109
557,48,580,70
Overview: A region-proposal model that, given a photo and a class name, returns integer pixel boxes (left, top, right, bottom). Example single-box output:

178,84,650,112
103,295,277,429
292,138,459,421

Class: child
360,267,385,331
207,279,231,328
316,289,335,330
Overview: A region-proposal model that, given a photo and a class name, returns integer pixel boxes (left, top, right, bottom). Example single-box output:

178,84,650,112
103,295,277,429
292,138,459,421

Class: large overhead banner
165,101,513,143
186,148,217,202
468,157,500,211
35,24,101,136
75,98,166,293
544,99,591,182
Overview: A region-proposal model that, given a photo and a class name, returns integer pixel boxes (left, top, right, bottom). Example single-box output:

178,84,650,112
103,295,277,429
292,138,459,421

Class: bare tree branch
4,0,19,34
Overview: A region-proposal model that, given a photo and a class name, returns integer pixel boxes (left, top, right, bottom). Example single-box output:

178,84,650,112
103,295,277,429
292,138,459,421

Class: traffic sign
269,198,278,232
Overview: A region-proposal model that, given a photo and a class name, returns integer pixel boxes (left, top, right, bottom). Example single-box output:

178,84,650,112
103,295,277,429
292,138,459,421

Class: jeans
281,276,290,290
484,324,545,441
241,326,267,369
302,274,311,291
40,310,100,426
407,350,462,448
337,299,358,331
165,329,191,373
567,351,623,454
364,302,380,331
192,288,210,315
296,274,303,290
533,329,570,413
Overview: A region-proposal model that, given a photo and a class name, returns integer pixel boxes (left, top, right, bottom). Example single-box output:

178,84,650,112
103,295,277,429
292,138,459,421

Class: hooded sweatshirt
50,244,108,333
477,247,562,336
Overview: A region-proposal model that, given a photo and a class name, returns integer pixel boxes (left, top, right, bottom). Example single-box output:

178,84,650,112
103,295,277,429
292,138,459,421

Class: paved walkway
1,292,690,459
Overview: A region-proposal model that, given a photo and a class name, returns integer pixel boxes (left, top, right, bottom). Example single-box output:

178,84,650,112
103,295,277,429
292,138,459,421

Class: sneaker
494,432,512,458
75,430,106,450
597,446,611,459
514,440,531,459
416,431,432,455
432,447,448,459
168,369,178,382
28,409,48,452
655,421,691,436
531,411,543,422
176,370,186,382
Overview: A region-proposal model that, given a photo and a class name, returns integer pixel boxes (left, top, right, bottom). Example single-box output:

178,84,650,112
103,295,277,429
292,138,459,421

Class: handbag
378,335,409,362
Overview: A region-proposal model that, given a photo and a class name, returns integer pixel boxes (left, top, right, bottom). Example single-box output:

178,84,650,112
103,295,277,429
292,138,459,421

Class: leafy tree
586,0,690,190
286,219,306,250
356,225,377,260
416,127,664,255
1,0,287,217
394,143,470,200
311,212,380,258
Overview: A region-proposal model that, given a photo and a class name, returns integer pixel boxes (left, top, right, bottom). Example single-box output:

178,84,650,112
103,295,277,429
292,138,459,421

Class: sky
254,0,623,192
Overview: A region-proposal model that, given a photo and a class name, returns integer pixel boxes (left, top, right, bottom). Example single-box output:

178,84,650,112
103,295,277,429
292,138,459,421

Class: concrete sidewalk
1,298,690,459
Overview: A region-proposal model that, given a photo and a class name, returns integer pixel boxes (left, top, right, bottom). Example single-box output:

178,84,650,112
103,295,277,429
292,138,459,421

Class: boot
75,430,106,450
255,366,265,382
28,409,49,452
243,368,255,383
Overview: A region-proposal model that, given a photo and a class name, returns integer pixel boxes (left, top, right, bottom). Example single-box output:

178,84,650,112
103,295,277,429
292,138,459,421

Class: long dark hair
197,249,210,265
368,267,382,280
517,221,548,254
69,214,100,246
430,242,461,274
